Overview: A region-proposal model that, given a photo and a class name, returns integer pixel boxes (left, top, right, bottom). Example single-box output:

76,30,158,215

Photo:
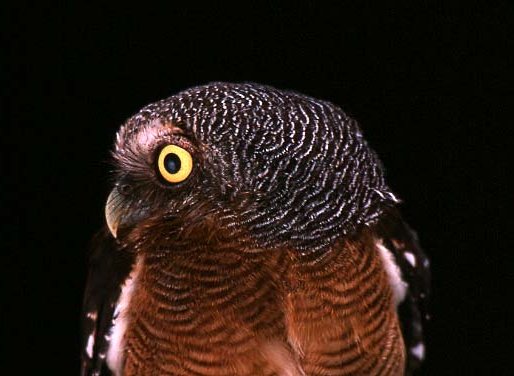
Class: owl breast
118,248,292,376
284,235,406,375
112,234,404,376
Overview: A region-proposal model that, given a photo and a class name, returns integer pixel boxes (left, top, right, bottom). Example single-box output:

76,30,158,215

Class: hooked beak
105,188,130,238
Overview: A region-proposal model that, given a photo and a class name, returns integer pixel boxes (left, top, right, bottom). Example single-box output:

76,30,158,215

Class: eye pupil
164,153,181,174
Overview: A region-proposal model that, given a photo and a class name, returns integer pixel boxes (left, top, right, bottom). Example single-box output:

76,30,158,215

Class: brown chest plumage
122,234,405,375
284,237,405,375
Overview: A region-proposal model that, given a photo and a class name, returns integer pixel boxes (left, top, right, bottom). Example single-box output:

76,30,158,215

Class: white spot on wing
404,251,416,267
376,241,408,305
86,334,94,359
411,342,425,360
106,256,143,376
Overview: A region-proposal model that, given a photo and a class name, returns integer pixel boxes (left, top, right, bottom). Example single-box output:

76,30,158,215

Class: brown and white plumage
81,82,430,375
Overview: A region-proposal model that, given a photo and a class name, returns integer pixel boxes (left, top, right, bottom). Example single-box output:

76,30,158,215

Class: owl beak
105,188,127,238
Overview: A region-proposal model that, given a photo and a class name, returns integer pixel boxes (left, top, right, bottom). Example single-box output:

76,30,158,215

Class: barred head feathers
114,82,398,255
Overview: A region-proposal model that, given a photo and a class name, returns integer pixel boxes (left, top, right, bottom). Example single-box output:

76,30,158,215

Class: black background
3,2,512,374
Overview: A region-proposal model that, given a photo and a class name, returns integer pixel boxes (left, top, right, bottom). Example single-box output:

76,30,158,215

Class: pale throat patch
376,241,408,305
106,256,143,375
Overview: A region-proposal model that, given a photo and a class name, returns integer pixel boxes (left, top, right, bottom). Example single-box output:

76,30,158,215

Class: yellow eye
157,145,193,184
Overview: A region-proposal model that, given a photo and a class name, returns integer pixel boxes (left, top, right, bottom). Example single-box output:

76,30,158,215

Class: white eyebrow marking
404,251,417,267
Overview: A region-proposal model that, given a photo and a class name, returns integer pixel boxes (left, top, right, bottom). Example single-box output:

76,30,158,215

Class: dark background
3,2,512,374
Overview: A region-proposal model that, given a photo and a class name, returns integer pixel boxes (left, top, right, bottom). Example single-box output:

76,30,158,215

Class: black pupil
164,153,181,174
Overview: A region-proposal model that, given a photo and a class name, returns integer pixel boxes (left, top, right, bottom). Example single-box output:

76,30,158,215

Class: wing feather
377,210,431,375
81,229,134,376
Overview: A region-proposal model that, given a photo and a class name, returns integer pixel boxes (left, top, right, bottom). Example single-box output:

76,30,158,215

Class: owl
81,82,430,375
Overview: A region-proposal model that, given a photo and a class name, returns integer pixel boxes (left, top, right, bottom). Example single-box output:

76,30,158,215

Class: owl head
106,82,398,257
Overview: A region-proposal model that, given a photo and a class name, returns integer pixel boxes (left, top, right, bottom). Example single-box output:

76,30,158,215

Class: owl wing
81,229,134,376
378,210,431,374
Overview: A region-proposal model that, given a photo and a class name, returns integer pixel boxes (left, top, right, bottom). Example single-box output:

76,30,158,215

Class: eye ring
157,145,193,184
